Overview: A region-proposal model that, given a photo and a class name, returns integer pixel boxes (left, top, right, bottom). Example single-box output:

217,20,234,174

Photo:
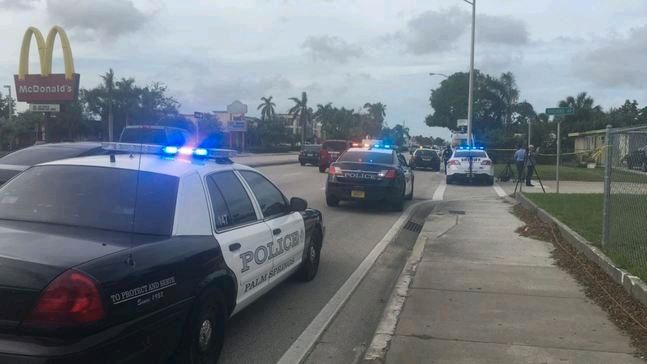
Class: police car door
204,171,275,309
397,153,413,195
238,170,305,285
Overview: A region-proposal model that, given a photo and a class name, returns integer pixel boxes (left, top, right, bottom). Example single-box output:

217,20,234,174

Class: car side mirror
290,197,308,212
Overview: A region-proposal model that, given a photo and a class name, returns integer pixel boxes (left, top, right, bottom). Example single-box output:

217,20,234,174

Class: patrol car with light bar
325,144,414,211
445,146,495,185
0,143,324,363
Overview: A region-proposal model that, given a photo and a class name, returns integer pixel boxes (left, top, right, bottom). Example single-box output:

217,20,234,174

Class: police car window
454,151,487,158
414,150,437,157
339,151,394,164
322,141,347,151
206,172,257,229
0,165,177,235
239,171,289,218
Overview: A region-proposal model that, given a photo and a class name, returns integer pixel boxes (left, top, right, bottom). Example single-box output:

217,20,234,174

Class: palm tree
499,72,519,130
363,102,387,137
115,77,138,127
257,96,276,121
101,69,115,141
289,91,309,145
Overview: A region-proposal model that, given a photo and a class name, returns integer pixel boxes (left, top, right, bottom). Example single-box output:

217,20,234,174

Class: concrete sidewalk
383,194,642,363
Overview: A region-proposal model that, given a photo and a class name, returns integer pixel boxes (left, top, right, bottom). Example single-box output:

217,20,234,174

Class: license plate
351,190,365,198
422,158,431,161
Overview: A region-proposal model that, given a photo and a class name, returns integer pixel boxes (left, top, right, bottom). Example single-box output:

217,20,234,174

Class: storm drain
403,220,423,233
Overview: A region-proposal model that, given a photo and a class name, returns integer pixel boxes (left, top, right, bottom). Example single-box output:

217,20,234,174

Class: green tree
380,124,410,147
257,96,276,121
557,92,604,150
289,91,309,145
363,102,387,137
100,69,116,141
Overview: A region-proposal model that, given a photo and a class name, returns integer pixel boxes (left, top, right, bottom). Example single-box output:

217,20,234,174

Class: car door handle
229,243,241,252
273,228,282,236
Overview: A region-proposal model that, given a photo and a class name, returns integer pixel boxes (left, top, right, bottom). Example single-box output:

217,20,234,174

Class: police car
445,146,494,185
325,145,414,211
0,143,324,363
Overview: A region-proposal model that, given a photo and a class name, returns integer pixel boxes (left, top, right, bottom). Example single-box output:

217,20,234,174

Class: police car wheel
176,288,227,364
296,228,322,282
486,176,494,186
326,194,339,207
405,179,414,200
446,176,453,185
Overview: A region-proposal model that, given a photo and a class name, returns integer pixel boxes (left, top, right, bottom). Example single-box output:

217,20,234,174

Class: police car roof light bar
102,142,237,160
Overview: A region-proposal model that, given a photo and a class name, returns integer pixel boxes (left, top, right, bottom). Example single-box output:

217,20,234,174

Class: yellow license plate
351,190,365,198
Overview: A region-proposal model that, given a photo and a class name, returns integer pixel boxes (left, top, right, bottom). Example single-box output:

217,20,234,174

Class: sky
1,0,646,140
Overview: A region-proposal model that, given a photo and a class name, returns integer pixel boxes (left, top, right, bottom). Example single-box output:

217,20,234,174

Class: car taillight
328,165,342,175
28,270,105,325
481,160,492,166
448,160,460,166
379,169,397,179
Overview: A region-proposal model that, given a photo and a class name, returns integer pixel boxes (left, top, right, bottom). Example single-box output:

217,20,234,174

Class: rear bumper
0,299,192,364
447,172,492,180
412,159,440,169
326,181,400,202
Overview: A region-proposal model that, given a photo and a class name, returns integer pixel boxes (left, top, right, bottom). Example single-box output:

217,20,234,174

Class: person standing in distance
513,145,526,183
443,146,452,174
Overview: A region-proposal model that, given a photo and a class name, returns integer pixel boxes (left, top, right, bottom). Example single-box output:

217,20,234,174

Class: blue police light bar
384,144,391,148
103,143,237,159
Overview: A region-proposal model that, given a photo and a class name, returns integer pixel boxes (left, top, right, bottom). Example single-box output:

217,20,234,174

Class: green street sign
545,107,575,116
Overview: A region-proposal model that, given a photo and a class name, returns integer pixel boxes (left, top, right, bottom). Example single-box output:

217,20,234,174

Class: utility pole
3,85,11,118
465,0,476,146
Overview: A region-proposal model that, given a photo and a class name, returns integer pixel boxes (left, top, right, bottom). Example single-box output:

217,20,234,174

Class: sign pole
556,119,561,194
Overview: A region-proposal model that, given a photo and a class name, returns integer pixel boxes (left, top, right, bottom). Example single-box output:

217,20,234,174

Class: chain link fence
603,125,647,279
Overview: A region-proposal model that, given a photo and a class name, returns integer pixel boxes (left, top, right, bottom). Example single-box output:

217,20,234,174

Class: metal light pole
3,85,12,118
464,0,476,146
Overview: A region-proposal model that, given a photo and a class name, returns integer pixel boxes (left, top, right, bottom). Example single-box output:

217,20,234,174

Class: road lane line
277,201,432,364
432,181,446,201
493,184,507,197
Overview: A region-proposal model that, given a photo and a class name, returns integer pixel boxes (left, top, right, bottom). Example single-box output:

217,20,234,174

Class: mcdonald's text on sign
14,26,80,104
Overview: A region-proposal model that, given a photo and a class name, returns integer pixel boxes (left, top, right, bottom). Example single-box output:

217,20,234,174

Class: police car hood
0,220,133,329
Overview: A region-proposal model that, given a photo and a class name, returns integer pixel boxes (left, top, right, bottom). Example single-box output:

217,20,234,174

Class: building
184,100,249,150
568,129,607,165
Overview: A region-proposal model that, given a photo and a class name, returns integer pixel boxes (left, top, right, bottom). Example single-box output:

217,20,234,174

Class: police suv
445,146,494,185
0,143,324,363
325,145,414,211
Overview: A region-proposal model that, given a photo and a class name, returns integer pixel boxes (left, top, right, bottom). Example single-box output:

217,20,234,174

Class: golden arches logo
18,25,75,81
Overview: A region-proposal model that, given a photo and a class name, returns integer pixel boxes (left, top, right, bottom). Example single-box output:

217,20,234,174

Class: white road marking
277,201,432,364
493,184,507,197
432,181,446,201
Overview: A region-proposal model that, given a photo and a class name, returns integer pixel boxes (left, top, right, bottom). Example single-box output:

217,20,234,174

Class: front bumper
0,299,191,364
326,180,400,202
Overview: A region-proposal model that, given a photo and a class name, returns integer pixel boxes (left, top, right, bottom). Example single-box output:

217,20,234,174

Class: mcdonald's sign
14,26,80,103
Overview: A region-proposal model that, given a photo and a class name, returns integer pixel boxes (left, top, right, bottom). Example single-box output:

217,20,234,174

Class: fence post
602,124,612,247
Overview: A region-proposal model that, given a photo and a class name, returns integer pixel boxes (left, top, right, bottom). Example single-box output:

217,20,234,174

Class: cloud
0,0,39,10
301,35,363,63
478,14,528,45
574,25,647,88
391,8,529,55
395,7,470,55
46,0,150,39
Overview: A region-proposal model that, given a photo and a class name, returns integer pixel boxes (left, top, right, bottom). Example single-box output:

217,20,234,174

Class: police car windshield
0,146,91,166
454,151,487,158
0,165,178,235
338,151,393,164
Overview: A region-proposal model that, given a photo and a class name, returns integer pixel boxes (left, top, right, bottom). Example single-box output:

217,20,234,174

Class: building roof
567,129,607,137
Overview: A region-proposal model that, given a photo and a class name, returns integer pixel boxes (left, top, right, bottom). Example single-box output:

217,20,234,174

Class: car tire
326,195,339,207
405,179,414,200
175,288,228,364
446,175,452,185
319,166,326,173
390,183,405,211
486,176,494,186
296,228,322,282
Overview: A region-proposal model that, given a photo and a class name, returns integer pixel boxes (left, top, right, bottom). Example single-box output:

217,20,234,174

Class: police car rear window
0,165,177,235
338,151,394,164
414,150,437,157
322,141,347,151
454,151,487,158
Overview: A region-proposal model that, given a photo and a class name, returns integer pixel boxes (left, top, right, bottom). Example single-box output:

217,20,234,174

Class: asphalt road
218,162,443,364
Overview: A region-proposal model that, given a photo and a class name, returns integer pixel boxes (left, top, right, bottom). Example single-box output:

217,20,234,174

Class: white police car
446,147,494,185
0,143,324,363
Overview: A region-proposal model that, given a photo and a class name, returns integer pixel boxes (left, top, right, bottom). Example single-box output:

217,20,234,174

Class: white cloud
0,0,39,10
302,35,363,63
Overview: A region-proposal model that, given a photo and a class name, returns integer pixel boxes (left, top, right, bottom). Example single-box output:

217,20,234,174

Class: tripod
513,152,545,196
498,160,514,182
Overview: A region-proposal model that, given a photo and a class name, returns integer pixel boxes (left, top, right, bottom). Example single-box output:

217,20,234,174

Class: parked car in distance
319,140,353,173
0,142,106,185
299,144,321,166
626,145,647,172
119,125,192,146
409,148,441,171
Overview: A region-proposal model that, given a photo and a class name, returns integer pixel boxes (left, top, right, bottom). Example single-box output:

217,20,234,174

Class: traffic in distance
0,128,490,363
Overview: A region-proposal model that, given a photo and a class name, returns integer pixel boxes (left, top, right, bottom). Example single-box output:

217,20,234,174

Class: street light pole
465,0,476,146
3,85,11,118
429,72,450,79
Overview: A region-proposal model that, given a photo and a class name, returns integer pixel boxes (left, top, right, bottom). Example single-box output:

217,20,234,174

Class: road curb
516,193,647,306
277,200,434,364
362,203,440,363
